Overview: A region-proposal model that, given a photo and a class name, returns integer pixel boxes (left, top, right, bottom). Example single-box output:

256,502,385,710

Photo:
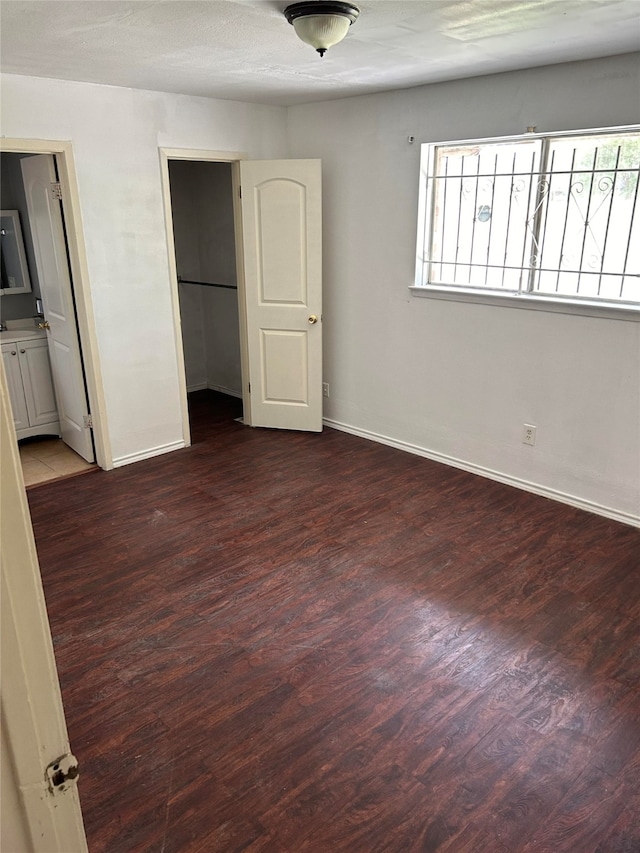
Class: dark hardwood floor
27,390,640,852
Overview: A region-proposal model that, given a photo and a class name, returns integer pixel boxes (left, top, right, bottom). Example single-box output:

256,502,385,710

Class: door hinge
45,753,79,795
238,185,242,199
51,182,63,200
83,414,93,429
248,382,251,393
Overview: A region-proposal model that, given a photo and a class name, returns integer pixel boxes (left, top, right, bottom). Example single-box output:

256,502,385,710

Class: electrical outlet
323,382,330,398
523,423,537,446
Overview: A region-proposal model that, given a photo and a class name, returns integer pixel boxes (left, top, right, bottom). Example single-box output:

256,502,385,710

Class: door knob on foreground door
38,321,50,329
308,315,318,324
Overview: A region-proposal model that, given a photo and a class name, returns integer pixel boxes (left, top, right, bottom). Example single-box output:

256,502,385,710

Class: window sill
409,285,640,322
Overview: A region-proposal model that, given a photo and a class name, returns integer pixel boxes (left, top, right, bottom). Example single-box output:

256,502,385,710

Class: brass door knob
38,321,50,329
308,315,318,324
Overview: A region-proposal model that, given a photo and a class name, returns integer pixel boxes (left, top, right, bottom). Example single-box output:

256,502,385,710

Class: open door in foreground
239,159,322,432
1,362,87,852
21,154,95,463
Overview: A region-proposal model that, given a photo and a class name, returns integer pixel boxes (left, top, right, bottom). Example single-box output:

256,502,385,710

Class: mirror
1,210,32,294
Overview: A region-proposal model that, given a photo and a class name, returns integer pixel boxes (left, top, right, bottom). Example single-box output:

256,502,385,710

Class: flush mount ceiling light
284,2,360,57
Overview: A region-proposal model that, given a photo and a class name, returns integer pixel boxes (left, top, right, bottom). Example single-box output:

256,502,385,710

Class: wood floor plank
520,763,627,853
25,390,640,852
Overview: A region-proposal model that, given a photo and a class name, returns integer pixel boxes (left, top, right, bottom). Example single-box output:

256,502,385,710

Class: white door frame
0,138,111,470
159,148,251,447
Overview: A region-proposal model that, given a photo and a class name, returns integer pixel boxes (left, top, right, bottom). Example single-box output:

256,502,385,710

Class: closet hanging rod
178,277,237,290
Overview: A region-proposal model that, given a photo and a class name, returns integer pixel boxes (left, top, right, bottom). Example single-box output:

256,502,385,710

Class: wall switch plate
523,424,537,446
323,382,330,398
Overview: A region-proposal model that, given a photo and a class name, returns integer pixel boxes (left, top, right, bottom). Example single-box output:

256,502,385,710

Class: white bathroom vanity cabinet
1,328,60,439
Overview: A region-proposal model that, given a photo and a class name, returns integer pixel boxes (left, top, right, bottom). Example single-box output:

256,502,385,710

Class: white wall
288,53,640,522
2,57,638,521
0,74,287,464
202,286,242,396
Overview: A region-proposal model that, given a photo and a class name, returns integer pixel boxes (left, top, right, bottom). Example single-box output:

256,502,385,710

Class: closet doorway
165,155,245,439
161,149,323,445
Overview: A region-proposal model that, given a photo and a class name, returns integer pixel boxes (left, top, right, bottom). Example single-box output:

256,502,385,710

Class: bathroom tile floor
19,437,95,487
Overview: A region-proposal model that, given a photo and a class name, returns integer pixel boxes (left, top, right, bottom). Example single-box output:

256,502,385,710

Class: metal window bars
423,132,640,304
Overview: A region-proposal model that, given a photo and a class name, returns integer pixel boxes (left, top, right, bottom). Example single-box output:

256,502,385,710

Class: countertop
0,326,47,345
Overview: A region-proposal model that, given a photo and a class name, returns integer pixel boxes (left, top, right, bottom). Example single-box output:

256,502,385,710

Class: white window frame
411,125,640,322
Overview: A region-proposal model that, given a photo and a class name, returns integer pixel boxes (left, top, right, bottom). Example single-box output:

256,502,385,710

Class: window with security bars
417,129,640,305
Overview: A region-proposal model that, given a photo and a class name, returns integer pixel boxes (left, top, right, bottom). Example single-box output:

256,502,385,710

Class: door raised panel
260,330,308,404
49,339,83,433
29,184,66,321
256,180,307,305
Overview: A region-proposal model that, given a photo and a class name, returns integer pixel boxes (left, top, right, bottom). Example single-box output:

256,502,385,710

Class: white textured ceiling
1,0,639,106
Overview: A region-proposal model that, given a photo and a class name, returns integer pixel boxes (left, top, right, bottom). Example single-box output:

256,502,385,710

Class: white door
21,155,95,462
240,159,322,432
1,362,88,852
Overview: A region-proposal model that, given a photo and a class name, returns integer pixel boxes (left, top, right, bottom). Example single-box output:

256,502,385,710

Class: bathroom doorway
0,143,109,482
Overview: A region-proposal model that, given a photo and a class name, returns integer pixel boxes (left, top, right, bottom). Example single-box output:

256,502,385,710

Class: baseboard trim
112,440,186,468
323,418,640,529
207,383,242,399
187,383,242,399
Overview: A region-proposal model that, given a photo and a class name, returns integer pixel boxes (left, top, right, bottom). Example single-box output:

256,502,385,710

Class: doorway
167,158,244,435
0,140,110,475
1,152,94,478
161,150,324,442
160,148,250,447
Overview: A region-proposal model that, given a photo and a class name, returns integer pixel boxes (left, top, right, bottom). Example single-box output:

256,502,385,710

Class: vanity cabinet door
20,340,59,427
2,343,30,431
